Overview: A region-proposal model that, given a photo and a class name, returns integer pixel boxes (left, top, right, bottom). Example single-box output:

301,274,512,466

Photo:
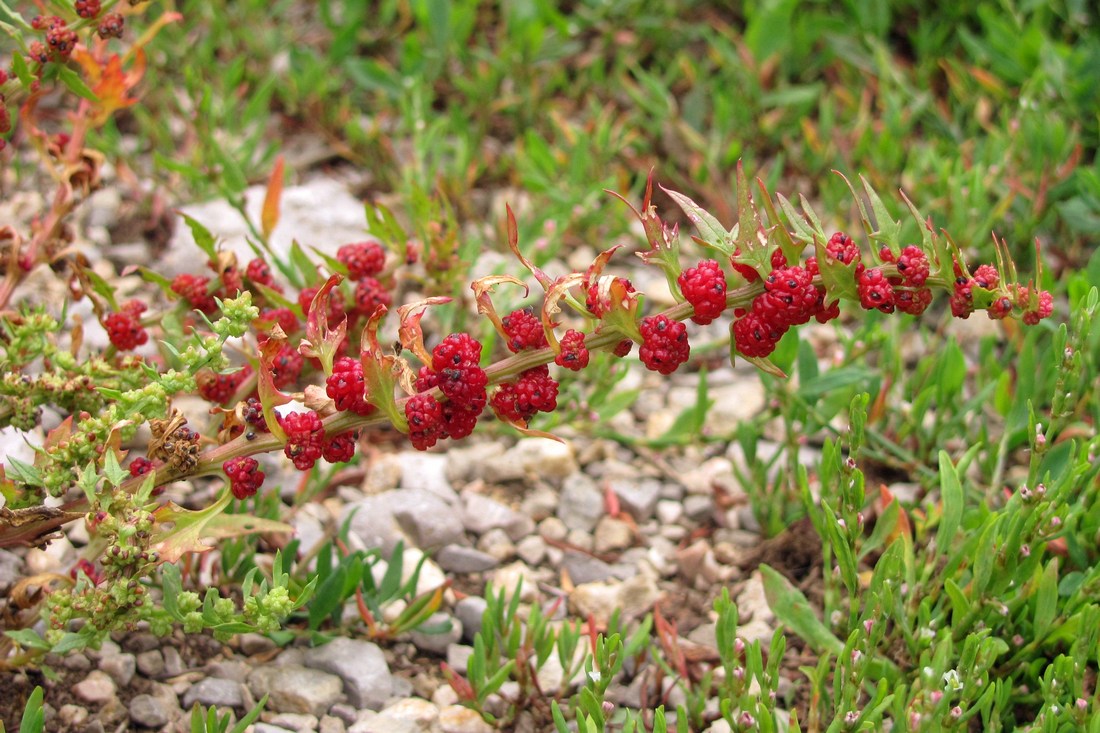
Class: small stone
565,528,594,552
656,500,683,524
162,646,185,676
248,665,343,716
609,478,662,520
58,704,88,728
446,644,475,674
561,552,614,584
398,451,458,502
446,442,507,484
537,516,567,541
269,712,320,730
736,570,777,646
515,535,546,565
569,582,620,627
476,528,516,561
129,694,171,728
593,516,634,554
432,685,459,707
207,659,252,682
182,678,244,710
462,492,536,540
682,495,713,523
24,535,73,574
98,652,136,687
122,632,160,653
254,725,295,733
136,650,165,678
619,574,661,618
302,638,392,710
62,653,91,672
438,705,494,733
329,703,358,725
557,473,604,531
73,670,116,705
409,612,462,655
519,485,559,521
376,698,439,728
454,597,488,642
343,488,463,556
436,544,499,573
320,715,347,733
240,633,278,655
486,562,540,602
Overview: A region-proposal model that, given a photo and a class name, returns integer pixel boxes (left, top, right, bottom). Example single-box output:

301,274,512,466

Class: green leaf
11,52,32,87
102,450,127,488
5,629,51,651
18,686,44,733
1033,559,1059,639
309,564,349,629
179,214,218,261
57,66,97,101
151,491,293,564
5,457,43,487
760,564,844,656
661,188,732,254
936,451,963,554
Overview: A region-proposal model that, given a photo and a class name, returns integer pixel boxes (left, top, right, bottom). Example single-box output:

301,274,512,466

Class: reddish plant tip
679,260,727,325
405,393,444,451
555,329,590,371
950,278,975,319
75,0,101,19
269,344,304,390
431,333,483,370
198,365,251,405
639,314,690,375
326,357,374,415
224,456,265,500
298,286,346,325
105,311,148,351
337,241,386,280
278,411,325,471
502,309,548,353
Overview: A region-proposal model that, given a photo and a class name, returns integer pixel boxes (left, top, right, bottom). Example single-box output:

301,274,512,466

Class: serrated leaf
82,268,119,311
151,491,292,564
661,187,732,254
6,457,43,487
102,450,127,488
860,175,903,246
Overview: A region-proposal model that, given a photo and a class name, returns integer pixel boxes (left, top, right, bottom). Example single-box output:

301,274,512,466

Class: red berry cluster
405,333,490,447
639,314,690,374
171,273,218,314
105,300,149,352
679,260,727,325
405,393,444,450
278,411,325,470
298,286,346,325
353,277,392,318
733,263,830,358
326,357,373,415
128,456,156,477
502,309,548,352
97,12,124,39
197,366,252,405
554,329,590,371
257,307,299,336
223,456,265,500
75,0,102,19
337,241,386,281
491,365,559,423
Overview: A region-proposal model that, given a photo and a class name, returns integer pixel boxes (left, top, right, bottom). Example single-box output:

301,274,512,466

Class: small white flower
943,669,963,691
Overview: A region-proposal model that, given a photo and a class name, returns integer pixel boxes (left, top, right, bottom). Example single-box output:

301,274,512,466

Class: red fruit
895,246,930,287
224,456,265,499
502,309,548,352
432,333,482,370
441,403,480,440
987,296,1013,320
242,397,269,432
321,431,358,463
75,0,101,19
298,286,347,325
857,268,896,313
895,288,933,316
337,241,386,280
257,307,299,336
585,277,635,318
270,343,304,389
129,456,155,477
731,248,787,282
105,311,148,351
97,12,124,38
405,393,444,450
353,277,392,317
279,411,325,471
1018,287,1054,325
171,273,218,313
972,264,1000,290
198,366,251,405
46,25,78,59
416,365,439,392
490,365,559,423
679,260,727,325
764,266,818,326
950,278,975,319
554,329,590,371
826,233,861,266
326,357,373,415
120,299,147,317
246,258,280,291
612,339,633,357
638,314,690,375
732,311,785,358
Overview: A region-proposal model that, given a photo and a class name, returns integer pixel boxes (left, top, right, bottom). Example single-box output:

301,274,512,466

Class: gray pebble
98,652,136,687
446,644,475,675
557,472,604,531
409,612,462,655
475,528,516,561
129,694,171,728
462,493,534,539
609,478,662,520
182,678,244,710
454,597,488,642
240,633,278,655
136,649,165,677
248,665,343,717
72,670,116,705
436,545,499,574
303,638,392,710
515,535,546,565
682,495,713,522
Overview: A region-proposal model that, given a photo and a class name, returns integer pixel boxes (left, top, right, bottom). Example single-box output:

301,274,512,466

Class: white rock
438,705,494,733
